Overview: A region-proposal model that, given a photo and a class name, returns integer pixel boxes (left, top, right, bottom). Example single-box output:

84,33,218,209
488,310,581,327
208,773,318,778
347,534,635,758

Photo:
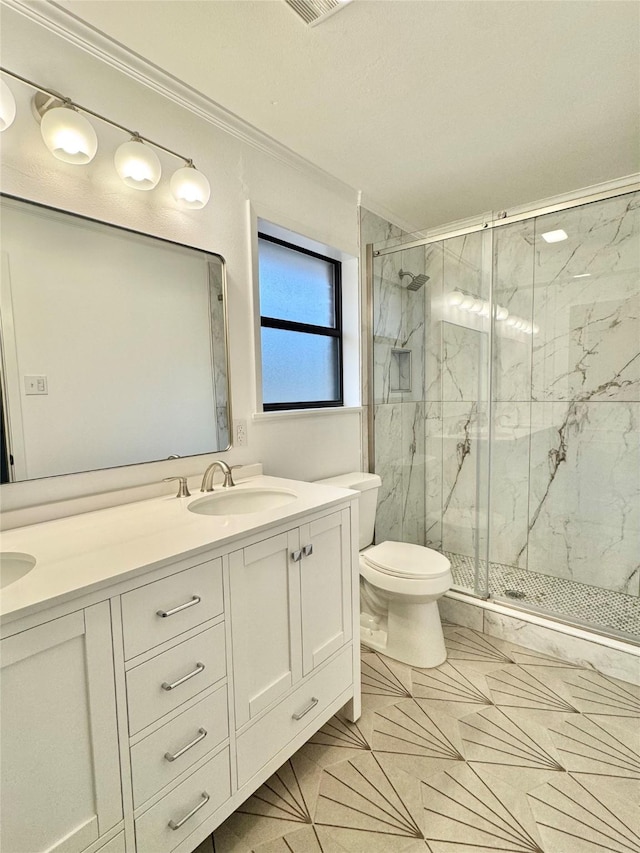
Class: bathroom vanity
0,475,360,853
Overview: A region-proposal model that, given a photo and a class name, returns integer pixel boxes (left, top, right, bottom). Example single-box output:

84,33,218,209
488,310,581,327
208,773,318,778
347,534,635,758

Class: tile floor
447,552,640,639
211,624,640,853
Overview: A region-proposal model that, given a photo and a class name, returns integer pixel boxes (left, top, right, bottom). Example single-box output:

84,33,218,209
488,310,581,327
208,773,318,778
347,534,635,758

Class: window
258,232,343,411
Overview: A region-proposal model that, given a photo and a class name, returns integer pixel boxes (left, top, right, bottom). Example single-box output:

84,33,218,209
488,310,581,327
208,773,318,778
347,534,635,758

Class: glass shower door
370,227,493,598
487,192,640,638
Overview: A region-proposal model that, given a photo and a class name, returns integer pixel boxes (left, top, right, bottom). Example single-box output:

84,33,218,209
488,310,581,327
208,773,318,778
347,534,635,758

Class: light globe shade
170,165,210,209
0,79,16,132
40,106,97,164
114,139,161,190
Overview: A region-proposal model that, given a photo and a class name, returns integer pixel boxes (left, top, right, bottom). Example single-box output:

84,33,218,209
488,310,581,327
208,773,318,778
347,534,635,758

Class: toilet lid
363,541,451,579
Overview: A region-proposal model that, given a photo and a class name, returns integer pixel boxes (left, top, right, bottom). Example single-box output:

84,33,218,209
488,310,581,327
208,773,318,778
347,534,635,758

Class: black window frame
258,232,343,412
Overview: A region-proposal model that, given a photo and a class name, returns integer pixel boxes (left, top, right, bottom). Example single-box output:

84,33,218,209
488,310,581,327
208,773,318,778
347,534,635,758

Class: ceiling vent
284,0,353,27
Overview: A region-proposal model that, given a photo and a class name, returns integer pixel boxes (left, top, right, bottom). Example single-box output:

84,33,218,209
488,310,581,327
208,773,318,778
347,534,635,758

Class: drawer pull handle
291,549,303,562
164,727,208,762
161,662,205,691
292,696,319,721
168,791,210,830
157,595,201,618
302,544,313,557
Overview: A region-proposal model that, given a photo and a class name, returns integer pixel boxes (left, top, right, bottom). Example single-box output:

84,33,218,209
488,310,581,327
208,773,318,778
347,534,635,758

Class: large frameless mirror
0,195,230,482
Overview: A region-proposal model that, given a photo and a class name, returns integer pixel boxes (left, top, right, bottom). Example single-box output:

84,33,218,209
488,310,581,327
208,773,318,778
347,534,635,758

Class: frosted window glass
261,328,339,404
259,238,335,327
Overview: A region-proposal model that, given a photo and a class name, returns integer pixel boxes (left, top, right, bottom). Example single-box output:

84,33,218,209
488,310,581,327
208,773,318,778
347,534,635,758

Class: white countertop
0,476,356,624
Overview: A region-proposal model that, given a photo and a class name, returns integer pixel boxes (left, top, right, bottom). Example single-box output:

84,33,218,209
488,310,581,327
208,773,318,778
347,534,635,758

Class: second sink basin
0,552,36,588
188,487,298,516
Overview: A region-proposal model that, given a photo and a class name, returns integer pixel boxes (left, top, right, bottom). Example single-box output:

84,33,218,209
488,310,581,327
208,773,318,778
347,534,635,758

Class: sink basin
188,488,298,516
0,552,36,588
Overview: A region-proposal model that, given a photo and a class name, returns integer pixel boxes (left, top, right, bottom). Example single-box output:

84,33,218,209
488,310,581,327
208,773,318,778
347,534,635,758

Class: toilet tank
314,472,381,550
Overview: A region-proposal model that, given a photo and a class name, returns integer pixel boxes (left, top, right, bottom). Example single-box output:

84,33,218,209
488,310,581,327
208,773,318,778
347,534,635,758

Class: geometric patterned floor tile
411,661,493,718
360,653,413,714
548,714,640,804
498,645,588,670
299,712,375,771
563,670,640,718
373,700,464,762
214,630,640,853
309,715,372,752
444,629,516,667
528,773,640,852
251,824,351,852
371,699,465,781
314,751,425,852
215,755,322,851
486,666,580,713
422,762,544,852
550,714,640,778
459,706,566,792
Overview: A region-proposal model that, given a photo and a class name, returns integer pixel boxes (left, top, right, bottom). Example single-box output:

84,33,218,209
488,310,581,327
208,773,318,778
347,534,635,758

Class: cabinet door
300,509,352,676
1,603,122,853
230,529,302,728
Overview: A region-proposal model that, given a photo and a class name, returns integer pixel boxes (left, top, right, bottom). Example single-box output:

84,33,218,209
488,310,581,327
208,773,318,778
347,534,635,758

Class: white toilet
315,472,452,668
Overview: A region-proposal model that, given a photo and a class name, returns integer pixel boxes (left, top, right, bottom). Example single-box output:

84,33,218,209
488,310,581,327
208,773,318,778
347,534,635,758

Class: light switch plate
24,375,48,395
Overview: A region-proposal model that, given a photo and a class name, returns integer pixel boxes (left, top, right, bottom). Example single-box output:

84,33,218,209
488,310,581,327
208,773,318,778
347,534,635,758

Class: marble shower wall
524,193,640,595
361,208,426,544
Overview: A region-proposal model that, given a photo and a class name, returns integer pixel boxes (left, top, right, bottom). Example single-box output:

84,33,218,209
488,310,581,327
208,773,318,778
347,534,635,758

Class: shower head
399,269,430,291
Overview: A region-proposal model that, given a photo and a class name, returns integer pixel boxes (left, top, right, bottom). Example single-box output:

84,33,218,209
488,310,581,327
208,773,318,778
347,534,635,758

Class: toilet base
360,600,447,669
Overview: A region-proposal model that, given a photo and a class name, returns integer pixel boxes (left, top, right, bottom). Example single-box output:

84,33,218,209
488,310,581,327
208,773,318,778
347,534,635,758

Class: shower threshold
446,551,640,642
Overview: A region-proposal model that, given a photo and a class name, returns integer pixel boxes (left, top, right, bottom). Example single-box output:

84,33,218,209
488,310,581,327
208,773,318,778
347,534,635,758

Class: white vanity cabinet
0,480,359,853
229,507,354,786
0,602,123,853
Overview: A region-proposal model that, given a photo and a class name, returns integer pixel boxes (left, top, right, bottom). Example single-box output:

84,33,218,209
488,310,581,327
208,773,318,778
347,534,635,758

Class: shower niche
389,348,412,393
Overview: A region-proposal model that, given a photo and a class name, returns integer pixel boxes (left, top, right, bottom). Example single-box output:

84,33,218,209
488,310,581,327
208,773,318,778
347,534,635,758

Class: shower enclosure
366,183,639,642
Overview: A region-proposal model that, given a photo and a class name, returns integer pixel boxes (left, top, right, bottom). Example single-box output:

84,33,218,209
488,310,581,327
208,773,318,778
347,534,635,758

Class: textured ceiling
46,1,640,228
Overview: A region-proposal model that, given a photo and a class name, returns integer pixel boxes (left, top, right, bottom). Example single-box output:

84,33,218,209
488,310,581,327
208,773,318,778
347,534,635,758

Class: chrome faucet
201,460,236,492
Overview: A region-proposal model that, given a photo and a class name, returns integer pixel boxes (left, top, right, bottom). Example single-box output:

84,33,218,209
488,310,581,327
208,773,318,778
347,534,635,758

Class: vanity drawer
131,684,229,808
135,747,230,853
126,625,226,735
122,559,223,660
236,646,352,787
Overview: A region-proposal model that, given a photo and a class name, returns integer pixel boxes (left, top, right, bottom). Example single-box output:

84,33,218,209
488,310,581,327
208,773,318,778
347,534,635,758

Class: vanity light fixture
1,67,211,209
573,273,591,278
35,95,98,164
541,228,568,243
114,134,162,190
0,77,16,131
170,161,211,209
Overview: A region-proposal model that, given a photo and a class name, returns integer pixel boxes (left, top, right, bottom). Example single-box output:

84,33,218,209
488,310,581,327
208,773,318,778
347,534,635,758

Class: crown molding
3,0,358,199
357,192,422,237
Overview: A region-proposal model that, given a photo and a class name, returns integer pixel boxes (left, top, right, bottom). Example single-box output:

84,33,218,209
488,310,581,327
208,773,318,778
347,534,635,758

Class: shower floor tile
446,551,640,639
211,632,640,853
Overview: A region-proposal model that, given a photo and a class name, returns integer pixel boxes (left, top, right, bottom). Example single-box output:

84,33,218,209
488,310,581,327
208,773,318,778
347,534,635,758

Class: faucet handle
222,467,237,488
163,477,191,498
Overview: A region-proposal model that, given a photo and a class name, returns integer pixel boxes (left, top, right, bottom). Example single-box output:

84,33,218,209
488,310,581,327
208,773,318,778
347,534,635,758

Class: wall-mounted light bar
0,68,211,210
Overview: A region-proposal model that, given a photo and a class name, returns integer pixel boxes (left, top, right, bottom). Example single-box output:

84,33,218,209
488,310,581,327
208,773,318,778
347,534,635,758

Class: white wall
0,5,362,513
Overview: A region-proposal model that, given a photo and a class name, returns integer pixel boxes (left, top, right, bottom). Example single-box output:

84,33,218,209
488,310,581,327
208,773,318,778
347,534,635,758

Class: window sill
252,406,362,423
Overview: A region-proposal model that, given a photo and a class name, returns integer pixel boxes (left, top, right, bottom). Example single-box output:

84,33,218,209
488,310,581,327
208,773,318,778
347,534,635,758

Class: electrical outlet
234,419,248,447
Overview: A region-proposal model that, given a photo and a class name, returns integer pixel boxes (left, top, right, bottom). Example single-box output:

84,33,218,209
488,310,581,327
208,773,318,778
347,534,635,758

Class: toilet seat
363,541,451,580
